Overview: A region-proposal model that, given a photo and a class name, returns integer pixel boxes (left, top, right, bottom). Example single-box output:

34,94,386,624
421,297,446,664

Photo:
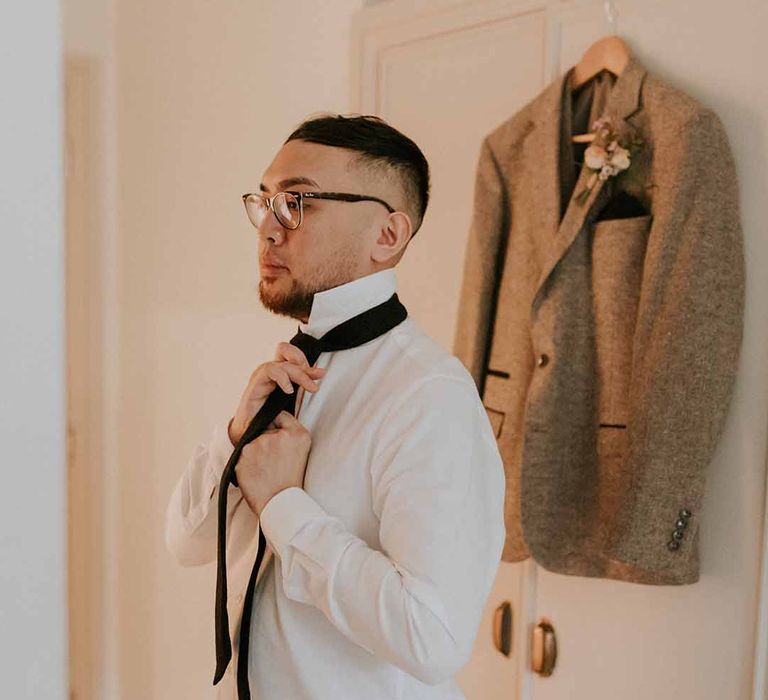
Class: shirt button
537,353,550,368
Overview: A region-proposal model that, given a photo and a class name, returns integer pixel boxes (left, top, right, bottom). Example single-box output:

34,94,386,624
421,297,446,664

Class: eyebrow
260,176,320,193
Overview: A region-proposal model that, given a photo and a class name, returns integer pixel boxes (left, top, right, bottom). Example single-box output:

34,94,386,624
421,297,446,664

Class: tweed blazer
453,52,745,585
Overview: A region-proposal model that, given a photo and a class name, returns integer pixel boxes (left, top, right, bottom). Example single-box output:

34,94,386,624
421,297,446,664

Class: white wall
0,2,67,698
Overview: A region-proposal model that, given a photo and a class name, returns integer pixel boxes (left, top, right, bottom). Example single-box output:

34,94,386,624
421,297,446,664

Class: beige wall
63,0,362,700
117,2,365,697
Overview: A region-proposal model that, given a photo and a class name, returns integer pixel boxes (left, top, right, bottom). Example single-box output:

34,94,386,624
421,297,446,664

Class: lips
260,259,288,275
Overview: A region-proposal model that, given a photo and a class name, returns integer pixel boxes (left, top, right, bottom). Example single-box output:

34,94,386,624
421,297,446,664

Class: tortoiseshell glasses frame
242,190,396,230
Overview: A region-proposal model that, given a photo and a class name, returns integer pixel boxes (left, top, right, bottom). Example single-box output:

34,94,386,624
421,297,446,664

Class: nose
256,210,287,245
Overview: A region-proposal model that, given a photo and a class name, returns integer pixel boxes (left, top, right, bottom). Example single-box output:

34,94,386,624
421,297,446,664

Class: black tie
213,291,408,699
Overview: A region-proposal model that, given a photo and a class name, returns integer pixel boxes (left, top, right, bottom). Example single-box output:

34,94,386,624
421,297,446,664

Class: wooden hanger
570,35,631,143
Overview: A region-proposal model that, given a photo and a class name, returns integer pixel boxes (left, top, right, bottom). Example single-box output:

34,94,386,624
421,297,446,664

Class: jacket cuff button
667,540,681,551
679,508,692,519
672,529,685,541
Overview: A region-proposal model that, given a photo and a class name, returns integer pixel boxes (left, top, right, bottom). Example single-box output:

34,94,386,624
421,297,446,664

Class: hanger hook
603,0,618,34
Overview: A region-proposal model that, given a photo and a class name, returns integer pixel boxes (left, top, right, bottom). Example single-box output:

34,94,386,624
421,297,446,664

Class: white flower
576,115,643,205
609,146,631,171
598,164,617,181
585,145,608,170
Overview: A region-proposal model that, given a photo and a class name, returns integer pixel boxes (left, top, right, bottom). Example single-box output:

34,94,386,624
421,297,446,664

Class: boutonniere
575,115,644,205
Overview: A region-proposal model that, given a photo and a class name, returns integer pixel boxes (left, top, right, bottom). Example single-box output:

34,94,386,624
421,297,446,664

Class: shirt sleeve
258,375,506,685
164,418,248,566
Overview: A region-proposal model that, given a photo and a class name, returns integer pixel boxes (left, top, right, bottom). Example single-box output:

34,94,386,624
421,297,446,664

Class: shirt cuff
206,418,237,487
259,487,328,558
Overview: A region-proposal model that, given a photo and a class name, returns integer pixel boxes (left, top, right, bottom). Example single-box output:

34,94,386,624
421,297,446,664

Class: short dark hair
284,113,430,238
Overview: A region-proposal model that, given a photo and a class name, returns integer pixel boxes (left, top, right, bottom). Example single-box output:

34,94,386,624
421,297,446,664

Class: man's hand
234,410,312,517
229,342,326,446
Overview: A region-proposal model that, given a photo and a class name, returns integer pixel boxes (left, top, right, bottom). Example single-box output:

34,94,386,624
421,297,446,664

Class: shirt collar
299,268,398,338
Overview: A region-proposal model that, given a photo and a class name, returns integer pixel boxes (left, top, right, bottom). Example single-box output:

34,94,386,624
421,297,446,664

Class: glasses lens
244,194,267,228
274,192,301,229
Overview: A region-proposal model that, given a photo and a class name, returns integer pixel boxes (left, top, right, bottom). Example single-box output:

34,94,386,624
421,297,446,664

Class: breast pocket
591,214,652,427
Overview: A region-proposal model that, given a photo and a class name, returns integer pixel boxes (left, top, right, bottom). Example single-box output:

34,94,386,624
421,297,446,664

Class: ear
370,211,413,264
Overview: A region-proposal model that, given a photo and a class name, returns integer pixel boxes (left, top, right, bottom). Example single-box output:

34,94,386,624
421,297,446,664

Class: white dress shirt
165,267,506,699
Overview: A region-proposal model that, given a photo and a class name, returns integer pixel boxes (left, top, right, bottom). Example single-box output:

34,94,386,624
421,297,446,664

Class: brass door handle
531,619,557,676
492,601,513,657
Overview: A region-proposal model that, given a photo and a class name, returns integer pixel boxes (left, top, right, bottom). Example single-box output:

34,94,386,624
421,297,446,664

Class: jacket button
667,540,680,551
537,353,550,368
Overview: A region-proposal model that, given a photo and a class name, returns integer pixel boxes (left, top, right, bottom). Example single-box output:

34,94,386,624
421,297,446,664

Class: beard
257,274,315,321
257,245,363,322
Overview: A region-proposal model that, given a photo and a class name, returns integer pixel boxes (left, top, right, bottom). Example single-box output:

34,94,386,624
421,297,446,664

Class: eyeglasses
242,190,396,231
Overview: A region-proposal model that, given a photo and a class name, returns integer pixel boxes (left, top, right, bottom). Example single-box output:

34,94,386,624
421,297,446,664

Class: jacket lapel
529,53,648,313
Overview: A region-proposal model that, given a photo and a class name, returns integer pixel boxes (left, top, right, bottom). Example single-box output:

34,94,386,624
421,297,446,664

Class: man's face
255,139,398,323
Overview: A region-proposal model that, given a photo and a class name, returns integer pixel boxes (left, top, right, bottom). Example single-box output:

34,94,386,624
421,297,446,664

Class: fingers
264,361,326,395
272,410,303,431
264,364,295,394
274,341,310,368
264,412,302,433
273,342,326,378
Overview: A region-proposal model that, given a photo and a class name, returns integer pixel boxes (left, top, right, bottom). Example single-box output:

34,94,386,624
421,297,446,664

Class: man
165,113,506,699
